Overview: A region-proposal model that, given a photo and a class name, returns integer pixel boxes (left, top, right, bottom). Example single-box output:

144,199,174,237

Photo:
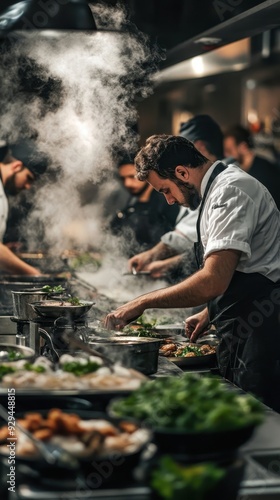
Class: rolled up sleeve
203,186,257,262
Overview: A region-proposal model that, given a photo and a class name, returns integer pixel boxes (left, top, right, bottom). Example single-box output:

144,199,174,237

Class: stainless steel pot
88,336,160,375
11,290,49,321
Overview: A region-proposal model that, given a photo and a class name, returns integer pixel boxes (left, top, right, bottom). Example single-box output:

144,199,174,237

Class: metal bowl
30,300,94,319
88,336,160,375
0,343,35,363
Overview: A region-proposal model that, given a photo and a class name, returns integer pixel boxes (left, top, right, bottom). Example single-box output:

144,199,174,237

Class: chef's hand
104,299,145,330
145,260,168,279
128,250,153,273
185,308,209,342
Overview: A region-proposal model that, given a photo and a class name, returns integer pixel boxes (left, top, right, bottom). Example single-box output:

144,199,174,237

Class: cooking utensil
123,270,151,276
0,344,35,362
11,290,49,321
38,328,60,363
0,403,79,471
30,299,94,319
88,336,160,375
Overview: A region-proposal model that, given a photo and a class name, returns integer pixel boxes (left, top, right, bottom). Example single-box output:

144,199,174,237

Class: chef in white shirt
128,115,235,282
0,139,49,275
106,134,280,411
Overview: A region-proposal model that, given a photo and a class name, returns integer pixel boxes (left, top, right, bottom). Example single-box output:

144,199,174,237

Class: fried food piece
119,421,138,434
185,352,196,357
0,426,9,443
160,343,177,353
24,413,44,431
33,428,53,441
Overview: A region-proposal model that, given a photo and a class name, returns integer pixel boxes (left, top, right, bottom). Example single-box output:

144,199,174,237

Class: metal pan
168,352,217,367
30,300,94,319
0,343,35,362
88,336,160,375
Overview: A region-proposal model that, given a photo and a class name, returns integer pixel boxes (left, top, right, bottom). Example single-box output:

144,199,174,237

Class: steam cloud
0,3,162,254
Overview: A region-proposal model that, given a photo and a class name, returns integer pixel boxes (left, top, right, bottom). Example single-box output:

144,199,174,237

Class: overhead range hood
162,0,280,69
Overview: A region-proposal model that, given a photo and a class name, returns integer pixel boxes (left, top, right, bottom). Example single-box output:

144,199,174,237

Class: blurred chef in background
109,153,179,257
0,139,49,275
224,124,280,209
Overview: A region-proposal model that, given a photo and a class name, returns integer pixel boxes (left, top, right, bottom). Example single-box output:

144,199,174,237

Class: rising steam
0,3,162,253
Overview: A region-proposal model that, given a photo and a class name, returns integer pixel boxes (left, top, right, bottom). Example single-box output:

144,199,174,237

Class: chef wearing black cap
0,138,49,275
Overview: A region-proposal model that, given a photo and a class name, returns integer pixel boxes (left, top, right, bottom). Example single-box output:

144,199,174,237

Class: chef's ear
10,160,23,173
175,165,189,181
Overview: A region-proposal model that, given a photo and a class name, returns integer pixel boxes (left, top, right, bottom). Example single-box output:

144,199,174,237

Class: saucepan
88,336,161,375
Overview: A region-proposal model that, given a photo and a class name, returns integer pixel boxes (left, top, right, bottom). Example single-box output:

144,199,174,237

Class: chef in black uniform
105,135,280,411
109,153,179,257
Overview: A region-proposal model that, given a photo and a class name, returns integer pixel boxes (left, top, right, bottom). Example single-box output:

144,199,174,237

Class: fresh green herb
123,315,158,337
41,285,65,294
175,345,202,357
0,365,16,381
7,350,25,361
67,296,83,306
24,363,46,373
62,361,100,376
111,373,264,431
151,456,225,500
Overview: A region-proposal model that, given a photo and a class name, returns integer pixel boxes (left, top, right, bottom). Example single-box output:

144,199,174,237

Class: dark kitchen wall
137,70,244,142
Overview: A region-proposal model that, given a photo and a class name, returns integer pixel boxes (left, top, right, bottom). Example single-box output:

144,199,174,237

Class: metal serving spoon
0,403,79,471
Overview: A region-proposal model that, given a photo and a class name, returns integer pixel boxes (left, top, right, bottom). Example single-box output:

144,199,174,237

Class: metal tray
168,352,217,367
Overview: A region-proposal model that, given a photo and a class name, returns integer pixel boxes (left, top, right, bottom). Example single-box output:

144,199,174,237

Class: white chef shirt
160,208,198,253
200,161,280,283
0,180,8,241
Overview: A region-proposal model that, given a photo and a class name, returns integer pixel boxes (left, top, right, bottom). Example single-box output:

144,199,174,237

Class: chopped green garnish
67,296,83,306
62,361,100,376
0,365,16,381
175,345,202,357
41,285,65,294
151,456,225,500
24,363,46,373
7,351,25,361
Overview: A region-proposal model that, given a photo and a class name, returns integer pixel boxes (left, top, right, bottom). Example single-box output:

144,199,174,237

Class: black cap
9,139,49,178
179,115,224,159
0,143,8,162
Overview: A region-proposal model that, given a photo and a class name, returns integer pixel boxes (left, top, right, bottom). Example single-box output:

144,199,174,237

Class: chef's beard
4,173,21,196
175,179,201,210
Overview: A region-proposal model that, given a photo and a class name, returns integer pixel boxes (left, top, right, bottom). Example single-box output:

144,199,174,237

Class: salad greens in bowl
110,373,264,456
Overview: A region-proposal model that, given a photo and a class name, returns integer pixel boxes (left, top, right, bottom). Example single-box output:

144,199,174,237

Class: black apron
195,162,280,411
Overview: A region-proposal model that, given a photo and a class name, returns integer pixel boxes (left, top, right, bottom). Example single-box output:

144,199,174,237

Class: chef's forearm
0,243,41,275
138,250,241,309
150,241,178,260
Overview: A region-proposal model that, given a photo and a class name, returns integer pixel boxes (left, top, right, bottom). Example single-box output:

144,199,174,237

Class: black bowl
153,424,256,458
30,300,94,319
150,455,245,500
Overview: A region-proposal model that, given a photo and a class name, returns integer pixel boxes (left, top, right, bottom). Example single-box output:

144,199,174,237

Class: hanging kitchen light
0,0,97,33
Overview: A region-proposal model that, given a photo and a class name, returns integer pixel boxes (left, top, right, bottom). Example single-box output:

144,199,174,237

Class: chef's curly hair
135,134,208,181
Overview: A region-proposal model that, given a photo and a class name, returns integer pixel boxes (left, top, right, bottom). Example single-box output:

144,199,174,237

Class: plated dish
0,354,146,391
159,342,217,367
